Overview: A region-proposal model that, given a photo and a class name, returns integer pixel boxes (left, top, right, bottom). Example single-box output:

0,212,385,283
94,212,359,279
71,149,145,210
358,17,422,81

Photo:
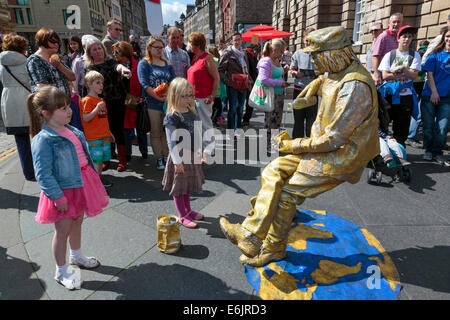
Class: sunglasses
114,28,121,32
370,29,381,33
113,50,120,55
151,45,164,50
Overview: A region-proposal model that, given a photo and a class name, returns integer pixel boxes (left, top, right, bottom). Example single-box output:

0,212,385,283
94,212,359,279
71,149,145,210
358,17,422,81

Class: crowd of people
366,13,450,167
0,16,448,289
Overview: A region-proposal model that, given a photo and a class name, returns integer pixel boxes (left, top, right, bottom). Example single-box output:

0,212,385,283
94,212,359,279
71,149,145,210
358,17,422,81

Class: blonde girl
162,78,205,228
27,86,108,290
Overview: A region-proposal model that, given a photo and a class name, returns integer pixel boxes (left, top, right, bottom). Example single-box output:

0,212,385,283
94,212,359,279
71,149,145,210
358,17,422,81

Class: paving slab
0,243,48,300
24,208,156,300
366,226,450,300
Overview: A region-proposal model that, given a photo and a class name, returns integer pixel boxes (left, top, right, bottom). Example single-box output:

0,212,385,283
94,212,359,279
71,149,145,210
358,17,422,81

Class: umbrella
242,24,294,42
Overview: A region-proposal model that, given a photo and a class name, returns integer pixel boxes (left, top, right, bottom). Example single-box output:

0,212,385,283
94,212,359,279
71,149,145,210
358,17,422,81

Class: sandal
54,273,83,290
187,211,204,221
69,256,101,269
178,215,197,228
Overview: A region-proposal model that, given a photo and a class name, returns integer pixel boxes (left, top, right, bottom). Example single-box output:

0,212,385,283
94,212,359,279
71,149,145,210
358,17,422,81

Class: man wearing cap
365,22,383,74
220,26,379,267
378,25,421,147
372,13,403,85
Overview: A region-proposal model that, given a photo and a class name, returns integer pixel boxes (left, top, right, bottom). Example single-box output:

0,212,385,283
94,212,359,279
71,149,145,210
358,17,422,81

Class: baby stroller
367,144,412,184
366,91,412,185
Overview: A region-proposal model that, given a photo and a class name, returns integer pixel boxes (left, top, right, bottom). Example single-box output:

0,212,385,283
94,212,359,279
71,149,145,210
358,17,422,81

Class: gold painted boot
240,192,302,267
239,239,287,267
219,217,263,258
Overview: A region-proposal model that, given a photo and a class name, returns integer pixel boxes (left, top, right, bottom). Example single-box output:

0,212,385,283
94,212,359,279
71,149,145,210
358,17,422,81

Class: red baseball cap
397,25,417,40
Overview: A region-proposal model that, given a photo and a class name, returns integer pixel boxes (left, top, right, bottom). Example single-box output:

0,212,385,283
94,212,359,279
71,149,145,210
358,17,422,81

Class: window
353,0,366,44
62,9,68,25
17,0,29,5
26,8,32,24
14,8,24,25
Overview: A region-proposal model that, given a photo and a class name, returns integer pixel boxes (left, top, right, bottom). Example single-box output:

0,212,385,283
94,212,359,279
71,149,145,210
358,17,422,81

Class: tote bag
248,79,274,112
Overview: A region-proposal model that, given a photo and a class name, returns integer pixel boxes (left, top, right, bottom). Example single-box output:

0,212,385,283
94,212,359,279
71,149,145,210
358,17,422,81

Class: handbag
135,101,151,134
124,93,140,110
248,79,274,112
230,73,248,91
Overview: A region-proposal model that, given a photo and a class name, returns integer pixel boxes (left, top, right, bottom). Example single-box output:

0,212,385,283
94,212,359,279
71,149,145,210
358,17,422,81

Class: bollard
157,215,181,254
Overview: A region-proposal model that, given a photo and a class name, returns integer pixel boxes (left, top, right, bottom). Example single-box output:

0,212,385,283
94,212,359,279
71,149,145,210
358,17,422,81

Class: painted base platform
245,210,401,300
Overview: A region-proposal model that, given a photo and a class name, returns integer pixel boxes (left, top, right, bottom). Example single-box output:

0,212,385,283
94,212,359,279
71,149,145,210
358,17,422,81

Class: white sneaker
226,131,234,141
54,268,83,290
69,255,100,269
234,129,245,139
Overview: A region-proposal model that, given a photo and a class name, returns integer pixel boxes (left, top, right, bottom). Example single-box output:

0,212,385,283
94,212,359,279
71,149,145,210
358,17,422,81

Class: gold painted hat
303,26,352,53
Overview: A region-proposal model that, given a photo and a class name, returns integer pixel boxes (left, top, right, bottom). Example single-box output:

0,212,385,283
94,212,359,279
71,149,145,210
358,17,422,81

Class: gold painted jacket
294,61,380,181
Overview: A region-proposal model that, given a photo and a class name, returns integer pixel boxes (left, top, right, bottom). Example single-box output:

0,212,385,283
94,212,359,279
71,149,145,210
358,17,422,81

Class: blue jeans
124,128,148,157
227,87,247,130
420,95,450,156
407,109,421,141
14,134,35,180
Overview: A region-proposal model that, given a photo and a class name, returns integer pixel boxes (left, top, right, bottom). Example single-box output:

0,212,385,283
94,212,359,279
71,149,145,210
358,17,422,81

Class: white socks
56,264,68,276
70,248,89,264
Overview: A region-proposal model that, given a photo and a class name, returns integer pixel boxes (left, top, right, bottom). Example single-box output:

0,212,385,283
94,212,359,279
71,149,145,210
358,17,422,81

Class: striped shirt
372,30,398,61
163,46,190,78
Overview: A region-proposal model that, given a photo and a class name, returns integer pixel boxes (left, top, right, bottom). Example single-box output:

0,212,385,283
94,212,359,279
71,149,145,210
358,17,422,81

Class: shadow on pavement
101,174,216,203
203,163,261,195
83,262,256,300
389,245,450,295
0,187,39,212
0,246,45,300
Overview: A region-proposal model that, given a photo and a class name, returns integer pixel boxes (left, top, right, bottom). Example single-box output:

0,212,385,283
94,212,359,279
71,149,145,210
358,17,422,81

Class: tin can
157,215,181,254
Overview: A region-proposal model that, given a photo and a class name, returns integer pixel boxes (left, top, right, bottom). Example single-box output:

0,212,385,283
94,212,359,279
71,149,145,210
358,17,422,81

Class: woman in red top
112,41,148,161
187,32,220,156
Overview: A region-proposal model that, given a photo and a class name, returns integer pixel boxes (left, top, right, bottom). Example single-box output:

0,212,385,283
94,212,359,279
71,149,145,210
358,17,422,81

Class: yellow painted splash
311,260,362,284
313,210,327,215
257,263,318,300
313,223,325,227
287,223,333,250
361,229,400,291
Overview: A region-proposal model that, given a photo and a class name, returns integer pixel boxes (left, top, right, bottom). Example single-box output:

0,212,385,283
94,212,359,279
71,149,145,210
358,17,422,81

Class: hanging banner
145,0,164,36
251,34,259,45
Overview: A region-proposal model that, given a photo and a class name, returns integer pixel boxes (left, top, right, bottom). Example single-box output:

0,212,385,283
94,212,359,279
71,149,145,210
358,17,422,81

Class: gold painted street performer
220,26,380,267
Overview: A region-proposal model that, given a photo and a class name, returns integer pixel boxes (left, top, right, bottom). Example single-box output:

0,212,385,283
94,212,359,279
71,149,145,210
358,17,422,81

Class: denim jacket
31,124,94,200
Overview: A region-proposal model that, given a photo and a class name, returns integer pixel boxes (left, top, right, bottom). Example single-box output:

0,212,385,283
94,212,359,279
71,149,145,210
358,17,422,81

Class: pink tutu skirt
35,165,109,224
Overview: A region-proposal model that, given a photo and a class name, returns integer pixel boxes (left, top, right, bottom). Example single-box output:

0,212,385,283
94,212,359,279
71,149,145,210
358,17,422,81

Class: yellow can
157,215,181,254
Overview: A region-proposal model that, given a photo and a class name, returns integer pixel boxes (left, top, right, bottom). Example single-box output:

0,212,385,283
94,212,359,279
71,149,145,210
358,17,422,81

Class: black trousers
242,89,253,124
386,94,413,147
292,88,318,139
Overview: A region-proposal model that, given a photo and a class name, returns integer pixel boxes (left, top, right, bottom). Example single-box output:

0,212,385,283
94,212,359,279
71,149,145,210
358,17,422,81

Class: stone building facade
0,0,13,34
4,0,148,52
273,0,450,64
184,0,215,44
217,0,274,43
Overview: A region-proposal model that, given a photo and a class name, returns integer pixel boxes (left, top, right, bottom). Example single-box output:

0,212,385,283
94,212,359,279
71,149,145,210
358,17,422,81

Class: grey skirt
162,150,205,197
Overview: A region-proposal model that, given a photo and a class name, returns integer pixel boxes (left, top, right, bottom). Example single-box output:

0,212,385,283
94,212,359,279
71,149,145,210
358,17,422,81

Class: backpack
389,49,416,68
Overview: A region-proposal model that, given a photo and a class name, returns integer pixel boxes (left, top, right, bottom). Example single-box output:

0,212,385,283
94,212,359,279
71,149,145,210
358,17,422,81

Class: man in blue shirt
163,27,190,78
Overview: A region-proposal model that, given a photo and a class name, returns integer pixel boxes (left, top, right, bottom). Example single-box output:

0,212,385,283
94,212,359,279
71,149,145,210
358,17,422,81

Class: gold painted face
312,46,356,74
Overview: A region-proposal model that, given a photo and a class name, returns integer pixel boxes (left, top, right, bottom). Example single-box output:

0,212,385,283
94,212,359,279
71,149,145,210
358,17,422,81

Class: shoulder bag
4,65,31,93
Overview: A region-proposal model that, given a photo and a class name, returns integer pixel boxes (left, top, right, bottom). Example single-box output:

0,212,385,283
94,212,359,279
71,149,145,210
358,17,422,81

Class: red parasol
242,24,294,42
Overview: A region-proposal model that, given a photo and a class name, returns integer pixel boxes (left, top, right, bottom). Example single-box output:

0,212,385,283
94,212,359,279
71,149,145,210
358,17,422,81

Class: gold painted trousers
241,154,343,243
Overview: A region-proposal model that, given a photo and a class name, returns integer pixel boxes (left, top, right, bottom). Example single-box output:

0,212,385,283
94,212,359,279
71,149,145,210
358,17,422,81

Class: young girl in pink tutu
27,86,109,290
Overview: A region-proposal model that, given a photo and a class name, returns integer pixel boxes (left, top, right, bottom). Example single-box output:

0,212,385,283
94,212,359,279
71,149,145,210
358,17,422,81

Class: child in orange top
80,71,114,176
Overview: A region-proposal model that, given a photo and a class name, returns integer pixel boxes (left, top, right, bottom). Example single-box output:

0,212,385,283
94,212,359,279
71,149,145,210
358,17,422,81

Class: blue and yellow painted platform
245,210,401,300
